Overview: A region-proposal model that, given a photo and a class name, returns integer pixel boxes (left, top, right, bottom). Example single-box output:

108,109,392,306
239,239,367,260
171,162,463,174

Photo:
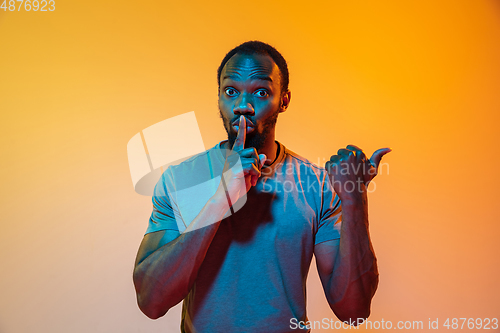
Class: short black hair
217,40,289,95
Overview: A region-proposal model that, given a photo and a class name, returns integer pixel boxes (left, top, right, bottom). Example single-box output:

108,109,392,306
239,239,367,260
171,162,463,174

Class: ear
279,90,291,113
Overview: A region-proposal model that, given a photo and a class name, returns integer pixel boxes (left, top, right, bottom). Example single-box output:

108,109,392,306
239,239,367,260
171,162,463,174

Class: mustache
230,115,255,126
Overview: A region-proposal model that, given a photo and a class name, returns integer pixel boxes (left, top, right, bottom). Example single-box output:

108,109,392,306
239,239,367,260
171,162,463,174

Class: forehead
221,53,281,84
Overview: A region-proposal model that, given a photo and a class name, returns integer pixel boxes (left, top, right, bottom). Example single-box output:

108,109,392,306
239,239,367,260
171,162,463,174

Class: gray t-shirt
146,141,342,333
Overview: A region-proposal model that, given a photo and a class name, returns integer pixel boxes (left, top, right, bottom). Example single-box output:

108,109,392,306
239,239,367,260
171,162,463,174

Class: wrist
337,181,367,205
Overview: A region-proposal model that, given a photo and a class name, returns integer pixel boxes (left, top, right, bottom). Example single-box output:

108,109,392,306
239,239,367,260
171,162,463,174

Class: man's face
218,53,285,150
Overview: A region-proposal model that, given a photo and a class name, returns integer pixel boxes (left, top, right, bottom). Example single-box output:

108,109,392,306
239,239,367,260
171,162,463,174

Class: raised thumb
369,148,392,169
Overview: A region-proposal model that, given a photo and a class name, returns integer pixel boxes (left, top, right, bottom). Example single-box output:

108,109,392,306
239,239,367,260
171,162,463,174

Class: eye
225,87,238,97
254,89,269,97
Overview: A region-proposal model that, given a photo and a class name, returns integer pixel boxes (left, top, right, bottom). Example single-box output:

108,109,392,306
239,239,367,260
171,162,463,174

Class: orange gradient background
1,1,499,332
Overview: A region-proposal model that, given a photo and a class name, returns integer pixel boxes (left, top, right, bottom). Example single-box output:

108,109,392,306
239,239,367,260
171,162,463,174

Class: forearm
133,188,230,319
328,187,378,320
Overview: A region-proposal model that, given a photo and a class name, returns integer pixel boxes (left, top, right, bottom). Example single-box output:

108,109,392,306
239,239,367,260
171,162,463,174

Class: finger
346,144,366,163
346,144,362,151
369,148,392,168
249,163,262,177
329,155,341,163
251,174,258,187
258,154,267,168
249,164,262,186
325,160,336,172
232,115,246,151
337,148,352,156
224,149,241,169
239,147,259,158
337,148,355,165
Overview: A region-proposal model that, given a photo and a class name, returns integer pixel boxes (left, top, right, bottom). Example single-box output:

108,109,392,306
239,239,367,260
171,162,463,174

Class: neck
259,136,278,165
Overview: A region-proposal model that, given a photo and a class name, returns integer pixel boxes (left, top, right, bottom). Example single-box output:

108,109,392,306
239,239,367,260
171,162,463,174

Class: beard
219,108,279,151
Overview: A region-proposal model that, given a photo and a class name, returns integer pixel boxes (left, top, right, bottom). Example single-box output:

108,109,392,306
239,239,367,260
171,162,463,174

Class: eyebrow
223,74,273,82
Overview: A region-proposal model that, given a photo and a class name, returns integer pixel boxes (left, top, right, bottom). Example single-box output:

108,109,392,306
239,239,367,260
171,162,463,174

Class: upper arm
134,229,180,268
135,166,182,268
314,173,342,283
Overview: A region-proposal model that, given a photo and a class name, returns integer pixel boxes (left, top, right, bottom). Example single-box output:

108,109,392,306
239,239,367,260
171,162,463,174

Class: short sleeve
314,173,342,245
145,168,183,235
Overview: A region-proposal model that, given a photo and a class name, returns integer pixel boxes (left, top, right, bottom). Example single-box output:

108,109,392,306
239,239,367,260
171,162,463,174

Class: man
133,41,391,332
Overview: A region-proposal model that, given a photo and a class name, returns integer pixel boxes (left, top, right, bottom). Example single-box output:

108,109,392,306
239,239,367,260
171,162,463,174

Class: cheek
218,99,227,114
218,100,233,120
257,97,280,112
219,97,231,110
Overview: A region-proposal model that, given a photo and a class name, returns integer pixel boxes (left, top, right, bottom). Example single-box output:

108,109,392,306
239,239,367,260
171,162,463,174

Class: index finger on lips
232,115,246,151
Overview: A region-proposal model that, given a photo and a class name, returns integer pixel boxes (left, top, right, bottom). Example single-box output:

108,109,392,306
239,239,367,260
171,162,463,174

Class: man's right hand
223,116,266,199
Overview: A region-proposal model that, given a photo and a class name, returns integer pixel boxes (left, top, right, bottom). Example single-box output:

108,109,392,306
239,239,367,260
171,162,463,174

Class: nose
233,93,255,116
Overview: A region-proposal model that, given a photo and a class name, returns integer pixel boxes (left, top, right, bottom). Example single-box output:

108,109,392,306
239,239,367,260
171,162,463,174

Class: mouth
232,123,255,134
232,118,255,134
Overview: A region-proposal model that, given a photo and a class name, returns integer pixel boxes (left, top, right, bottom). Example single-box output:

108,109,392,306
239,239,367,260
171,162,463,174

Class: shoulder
280,144,327,177
151,143,224,199
278,143,337,200
170,143,222,171
162,142,224,184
